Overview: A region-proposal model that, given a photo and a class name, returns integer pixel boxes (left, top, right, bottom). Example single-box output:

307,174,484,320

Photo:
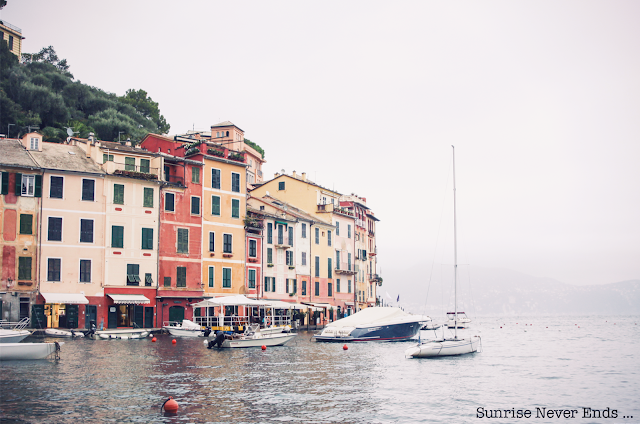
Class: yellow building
0,20,23,58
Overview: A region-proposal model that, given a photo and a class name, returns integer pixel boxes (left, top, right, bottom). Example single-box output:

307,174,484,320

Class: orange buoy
152,337,157,342
261,345,266,350
163,397,179,414
343,344,348,350
172,339,177,344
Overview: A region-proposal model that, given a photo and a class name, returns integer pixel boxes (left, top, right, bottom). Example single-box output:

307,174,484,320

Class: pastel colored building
29,137,106,329
0,137,42,323
141,134,205,326
0,20,23,59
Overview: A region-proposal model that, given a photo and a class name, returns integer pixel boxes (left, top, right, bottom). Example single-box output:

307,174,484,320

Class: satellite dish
65,127,75,137
281,169,285,174
266,191,270,196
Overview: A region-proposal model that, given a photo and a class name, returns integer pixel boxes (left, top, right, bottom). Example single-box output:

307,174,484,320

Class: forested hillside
0,43,169,143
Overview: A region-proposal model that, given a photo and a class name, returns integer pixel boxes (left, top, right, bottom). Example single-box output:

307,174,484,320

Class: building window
336,221,340,236
315,256,320,277
164,277,171,287
286,279,290,293
191,196,200,215
267,223,273,244
293,279,297,294
302,280,307,296
82,179,95,201
277,225,284,245
80,219,94,243
211,195,221,216
125,157,135,171
127,264,140,285
208,266,214,288
80,260,91,283
18,257,32,280
231,198,240,218
141,228,153,250
248,269,256,289
30,137,39,150
328,230,332,247
278,181,285,190
348,280,352,294
19,214,32,235
211,169,221,189
50,176,63,199
209,232,215,252
315,281,320,296
231,173,240,192
285,250,292,266
47,258,61,282
103,153,114,162
165,192,175,212
348,224,351,239
315,228,319,244
114,184,124,204
288,227,293,246
143,187,154,208
21,174,35,197
336,278,341,293
249,239,257,257
301,223,306,238
223,268,231,288
336,251,341,270
177,267,187,287
112,225,124,248
328,282,333,297
140,159,150,174
145,273,153,286
48,217,62,241
267,248,273,264
348,252,352,271
301,252,307,266
223,234,232,253
328,258,332,278
192,167,200,184
177,228,189,253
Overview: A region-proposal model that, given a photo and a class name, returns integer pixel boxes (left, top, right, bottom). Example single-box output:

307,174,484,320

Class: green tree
119,89,170,134
22,46,70,72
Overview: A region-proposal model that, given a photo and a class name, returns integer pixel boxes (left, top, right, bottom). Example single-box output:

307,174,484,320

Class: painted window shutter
1,172,9,195
212,196,220,215
34,175,42,197
15,173,22,196
143,187,154,207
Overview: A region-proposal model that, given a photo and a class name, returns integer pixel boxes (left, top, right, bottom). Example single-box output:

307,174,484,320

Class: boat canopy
325,307,430,329
42,293,89,304
107,294,150,305
191,295,269,308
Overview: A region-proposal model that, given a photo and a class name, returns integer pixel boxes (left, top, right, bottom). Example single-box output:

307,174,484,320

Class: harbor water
1,315,638,423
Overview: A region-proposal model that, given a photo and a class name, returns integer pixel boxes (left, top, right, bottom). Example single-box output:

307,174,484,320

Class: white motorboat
0,317,32,343
406,146,481,358
259,325,291,335
207,325,296,348
446,312,471,329
0,342,63,360
163,319,206,337
94,329,150,339
314,307,431,342
44,328,85,338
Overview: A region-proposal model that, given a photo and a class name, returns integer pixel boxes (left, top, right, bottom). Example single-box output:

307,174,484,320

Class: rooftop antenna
65,127,75,137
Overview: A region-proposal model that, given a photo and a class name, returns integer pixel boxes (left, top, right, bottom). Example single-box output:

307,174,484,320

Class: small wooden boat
163,319,205,337
45,328,85,338
0,342,63,360
207,325,296,348
94,329,150,339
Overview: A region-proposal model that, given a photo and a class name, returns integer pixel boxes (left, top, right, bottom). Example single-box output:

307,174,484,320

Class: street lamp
118,131,124,142
7,123,14,138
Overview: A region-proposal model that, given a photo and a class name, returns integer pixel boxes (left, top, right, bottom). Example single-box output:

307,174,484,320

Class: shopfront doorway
169,306,184,323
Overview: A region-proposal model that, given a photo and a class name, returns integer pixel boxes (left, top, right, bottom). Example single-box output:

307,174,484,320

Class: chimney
301,172,306,181
292,171,297,179
126,138,132,147
274,172,279,178
88,132,95,143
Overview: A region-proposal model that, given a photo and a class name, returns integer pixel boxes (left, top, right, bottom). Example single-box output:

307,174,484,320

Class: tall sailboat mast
452,145,458,340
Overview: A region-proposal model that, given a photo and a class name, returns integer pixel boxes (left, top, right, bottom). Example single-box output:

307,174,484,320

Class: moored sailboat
405,146,481,358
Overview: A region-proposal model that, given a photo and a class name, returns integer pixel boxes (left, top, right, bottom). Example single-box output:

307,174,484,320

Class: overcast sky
3,1,639,293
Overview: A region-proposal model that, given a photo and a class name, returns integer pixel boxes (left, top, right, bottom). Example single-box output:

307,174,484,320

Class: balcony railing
105,161,158,180
164,174,185,187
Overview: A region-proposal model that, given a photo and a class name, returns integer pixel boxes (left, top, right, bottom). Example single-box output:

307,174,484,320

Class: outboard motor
207,330,226,349
203,327,212,337
86,321,97,338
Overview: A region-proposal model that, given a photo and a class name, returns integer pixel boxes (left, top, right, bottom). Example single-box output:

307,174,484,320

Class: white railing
193,314,291,328
0,317,29,330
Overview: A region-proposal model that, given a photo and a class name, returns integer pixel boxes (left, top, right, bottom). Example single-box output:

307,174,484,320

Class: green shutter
212,196,220,216
112,226,124,248
125,157,135,171
34,175,42,197
177,228,189,253
143,187,153,208
140,159,150,174
114,184,124,204
15,173,22,196
142,228,153,250
1,172,9,195
19,214,32,235
232,199,239,218
209,267,214,287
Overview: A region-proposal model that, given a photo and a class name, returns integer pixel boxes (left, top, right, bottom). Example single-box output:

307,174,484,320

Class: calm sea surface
1,315,638,423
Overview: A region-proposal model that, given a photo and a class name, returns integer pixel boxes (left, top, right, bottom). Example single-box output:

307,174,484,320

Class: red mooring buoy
172,339,177,344
163,397,179,414
261,345,266,350
343,344,348,350
152,337,157,342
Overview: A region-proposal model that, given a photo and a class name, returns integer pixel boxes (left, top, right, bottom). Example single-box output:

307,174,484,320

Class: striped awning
42,293,89,304
107,294,150,305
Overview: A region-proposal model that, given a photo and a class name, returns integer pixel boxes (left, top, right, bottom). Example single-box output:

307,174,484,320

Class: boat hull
221,333,296,348
95,329,150,339
45,329,84,338
0,342,62,360
0,329,31,343
315,321,422,342
164,327,203,337
405,336,481,358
